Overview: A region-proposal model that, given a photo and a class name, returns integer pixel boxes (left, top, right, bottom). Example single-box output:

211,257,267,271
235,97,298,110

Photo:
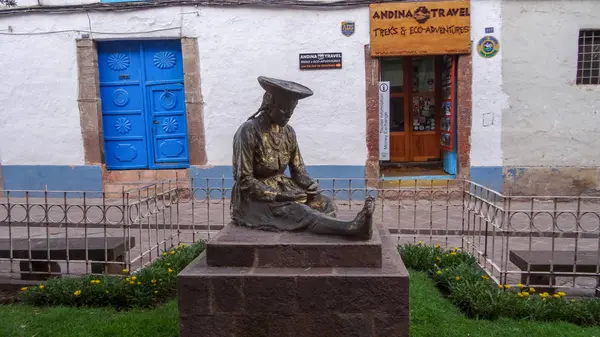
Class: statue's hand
306,182,321,195
276,191,307,202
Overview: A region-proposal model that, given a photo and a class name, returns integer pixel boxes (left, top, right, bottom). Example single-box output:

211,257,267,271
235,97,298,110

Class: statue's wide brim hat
257,76,314,100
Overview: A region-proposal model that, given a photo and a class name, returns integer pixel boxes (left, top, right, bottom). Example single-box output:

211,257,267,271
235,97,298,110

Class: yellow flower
436,270,442,275
450,252,457,256
90,279,100,285
74,290,81,296
498,285,504,289
444,268,448,271
106,291,110,294
170,250,176,255
417,241,422,245
162,252,167,256
125,277,130,282
168,268,173,273
21,287,28,291
553,294,561,299
39,285,45,290
445,254,449,257
129,281,135,285
131,276,137,281
539,292,549,298
504,284,511,289
180,243,187,247
517,292,524,297
522,291,529,297
529,287,536,293
435,244,441,249
436,257,442,261
122,268,129,274
481,275,489,280
517,283,525,289
154,290,158,294
455,276,461,281
571,299,576,303
137,282,142,285
151,279,157,284
558,291,566,297
454,247,459,251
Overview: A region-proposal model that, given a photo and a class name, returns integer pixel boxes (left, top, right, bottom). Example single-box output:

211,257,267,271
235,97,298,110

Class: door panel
147,84,189,166
142,40,184,84
411,132,440,162
390,133,408,162
98,41,149,170
98,40,190,170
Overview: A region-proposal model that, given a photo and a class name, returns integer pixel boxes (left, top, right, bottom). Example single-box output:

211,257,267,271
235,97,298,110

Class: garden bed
399,242,600,326
17,241,205,310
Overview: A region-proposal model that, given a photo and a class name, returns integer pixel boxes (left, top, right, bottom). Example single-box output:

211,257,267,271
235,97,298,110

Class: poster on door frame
378,81,390,161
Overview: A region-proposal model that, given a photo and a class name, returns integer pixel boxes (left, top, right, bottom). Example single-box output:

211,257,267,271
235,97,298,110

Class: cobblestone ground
1,194,599,295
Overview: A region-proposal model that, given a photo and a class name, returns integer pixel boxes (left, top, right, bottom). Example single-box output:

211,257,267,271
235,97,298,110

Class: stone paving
1,193,599,294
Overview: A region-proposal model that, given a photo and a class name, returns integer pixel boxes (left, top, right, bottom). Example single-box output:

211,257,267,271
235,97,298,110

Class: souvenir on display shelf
441,55,453,101
440,55,456,151
412,96,436,132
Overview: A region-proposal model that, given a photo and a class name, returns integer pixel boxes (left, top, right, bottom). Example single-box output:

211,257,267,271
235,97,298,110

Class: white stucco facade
501,0,600,167
0,6,371,167
469,0,505,168
3,0,597,194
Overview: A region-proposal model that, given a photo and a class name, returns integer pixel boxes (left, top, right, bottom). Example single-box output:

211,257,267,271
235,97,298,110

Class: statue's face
269,97,298,127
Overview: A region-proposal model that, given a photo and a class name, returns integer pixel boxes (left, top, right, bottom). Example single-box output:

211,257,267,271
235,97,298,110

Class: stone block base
206,224,382,268
178,225,410,337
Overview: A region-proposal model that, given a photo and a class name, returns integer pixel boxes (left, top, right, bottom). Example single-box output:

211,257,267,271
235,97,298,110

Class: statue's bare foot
348,195,375,240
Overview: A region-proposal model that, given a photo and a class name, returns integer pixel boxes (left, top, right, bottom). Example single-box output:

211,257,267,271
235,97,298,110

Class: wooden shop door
381,56,441,163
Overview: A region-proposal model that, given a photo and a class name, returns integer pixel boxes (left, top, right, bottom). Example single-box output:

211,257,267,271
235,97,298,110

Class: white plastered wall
469,0,507,168
0,6,370,166
501,0,600,167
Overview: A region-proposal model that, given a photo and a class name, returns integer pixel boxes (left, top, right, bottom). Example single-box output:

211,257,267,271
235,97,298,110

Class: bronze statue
230,76,375,240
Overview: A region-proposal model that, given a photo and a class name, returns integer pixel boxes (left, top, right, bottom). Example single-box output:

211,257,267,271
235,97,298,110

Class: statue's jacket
230,113,337,231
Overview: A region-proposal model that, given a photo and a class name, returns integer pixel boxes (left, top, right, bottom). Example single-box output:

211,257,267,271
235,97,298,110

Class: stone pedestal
178,223,410,337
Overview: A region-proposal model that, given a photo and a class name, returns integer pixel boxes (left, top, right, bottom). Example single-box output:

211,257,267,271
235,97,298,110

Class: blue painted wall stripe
2,165,505,199
469,166,503,192
189,165,370,200
1,165,103,197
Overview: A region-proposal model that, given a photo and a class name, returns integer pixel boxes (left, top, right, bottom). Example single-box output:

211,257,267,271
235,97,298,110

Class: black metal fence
1,178,598,296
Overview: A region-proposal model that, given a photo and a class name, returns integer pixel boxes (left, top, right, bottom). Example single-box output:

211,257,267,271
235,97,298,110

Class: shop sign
369,0,471,57
378,81,390,161
299,53,342,70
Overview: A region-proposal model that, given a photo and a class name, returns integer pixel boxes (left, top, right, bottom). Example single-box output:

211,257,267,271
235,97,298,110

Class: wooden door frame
364,45,473,183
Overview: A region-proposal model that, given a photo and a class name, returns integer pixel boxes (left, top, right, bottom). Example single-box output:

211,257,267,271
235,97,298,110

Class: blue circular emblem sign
477,35,500,58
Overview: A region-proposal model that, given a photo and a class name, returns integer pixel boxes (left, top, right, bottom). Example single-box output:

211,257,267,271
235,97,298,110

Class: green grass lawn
1,271,599,337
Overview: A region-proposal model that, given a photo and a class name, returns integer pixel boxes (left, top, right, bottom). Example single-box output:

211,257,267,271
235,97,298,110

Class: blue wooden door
142,40,190,168
98,40,189,170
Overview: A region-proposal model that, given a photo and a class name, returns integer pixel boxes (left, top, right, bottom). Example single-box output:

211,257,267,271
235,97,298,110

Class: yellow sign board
369,0,471,56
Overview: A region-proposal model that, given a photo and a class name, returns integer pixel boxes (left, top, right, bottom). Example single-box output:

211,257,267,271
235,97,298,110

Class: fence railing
1,178,599,296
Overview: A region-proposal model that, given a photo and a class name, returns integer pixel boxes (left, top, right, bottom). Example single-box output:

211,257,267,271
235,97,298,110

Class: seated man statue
230,76,375,240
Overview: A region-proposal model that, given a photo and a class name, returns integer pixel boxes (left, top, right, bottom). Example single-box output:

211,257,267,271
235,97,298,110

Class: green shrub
399,243,600,327
19,241,205,310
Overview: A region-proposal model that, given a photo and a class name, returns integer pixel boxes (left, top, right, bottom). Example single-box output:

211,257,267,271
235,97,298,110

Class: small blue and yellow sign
477,35,500,58
341,20,355,37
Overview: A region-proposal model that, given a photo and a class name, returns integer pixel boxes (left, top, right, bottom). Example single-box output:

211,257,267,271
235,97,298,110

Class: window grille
577,30,600,85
